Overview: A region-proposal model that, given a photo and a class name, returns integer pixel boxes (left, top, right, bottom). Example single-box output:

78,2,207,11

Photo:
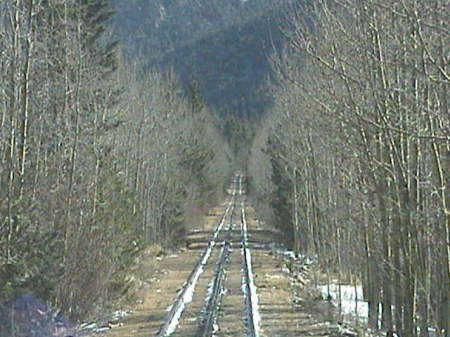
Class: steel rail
240,174,260,337
197,181,239,337
154,176,239,337
198,238,231,337
241,206,258,337
198,174,260,337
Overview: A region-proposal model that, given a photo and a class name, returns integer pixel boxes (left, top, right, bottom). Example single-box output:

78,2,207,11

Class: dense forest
0,0,231,325
1,0,449,337
248,1,450,336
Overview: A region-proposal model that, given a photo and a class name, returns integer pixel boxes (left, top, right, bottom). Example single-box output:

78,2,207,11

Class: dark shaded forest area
112,0,291,119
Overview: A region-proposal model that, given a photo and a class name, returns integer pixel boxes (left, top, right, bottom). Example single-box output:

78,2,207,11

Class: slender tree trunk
18,0,35,193
293,166,300,256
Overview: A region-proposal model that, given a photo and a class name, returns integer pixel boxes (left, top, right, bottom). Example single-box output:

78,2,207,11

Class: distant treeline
112,0,296,120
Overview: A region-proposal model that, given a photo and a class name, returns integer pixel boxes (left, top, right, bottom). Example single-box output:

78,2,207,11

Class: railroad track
155,174,260,337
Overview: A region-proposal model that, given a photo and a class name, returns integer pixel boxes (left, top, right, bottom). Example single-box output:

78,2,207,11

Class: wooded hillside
112,0,293,120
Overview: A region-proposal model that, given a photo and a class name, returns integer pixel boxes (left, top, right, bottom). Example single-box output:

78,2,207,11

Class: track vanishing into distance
101,175,348,337
155,175,261,337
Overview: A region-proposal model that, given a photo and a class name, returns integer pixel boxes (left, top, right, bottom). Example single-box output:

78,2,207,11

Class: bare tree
249,1,449,336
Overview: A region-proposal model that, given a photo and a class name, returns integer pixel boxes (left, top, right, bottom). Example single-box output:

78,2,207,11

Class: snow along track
198,231,232,337
154,177,238,337
197,178,260,337
155,174,261,337
102,175,344,337
241,203,261,337
239,172,261,337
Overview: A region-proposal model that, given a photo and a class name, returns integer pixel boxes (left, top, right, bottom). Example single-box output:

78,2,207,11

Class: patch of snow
318,284,368,321
184,266,204,304
245,246,261,336
427,328,438,337
111,310,131,320
205,279,215,302
415,327,439,337
283,250,297,259
80,322,97,330
241,279,247,293
165,300,186,336
303,257,315,265
281,265,291,274
267,243,317,267
212,322,219,334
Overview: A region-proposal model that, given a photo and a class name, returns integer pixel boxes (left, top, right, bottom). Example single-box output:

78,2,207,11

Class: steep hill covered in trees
112,0,294,120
